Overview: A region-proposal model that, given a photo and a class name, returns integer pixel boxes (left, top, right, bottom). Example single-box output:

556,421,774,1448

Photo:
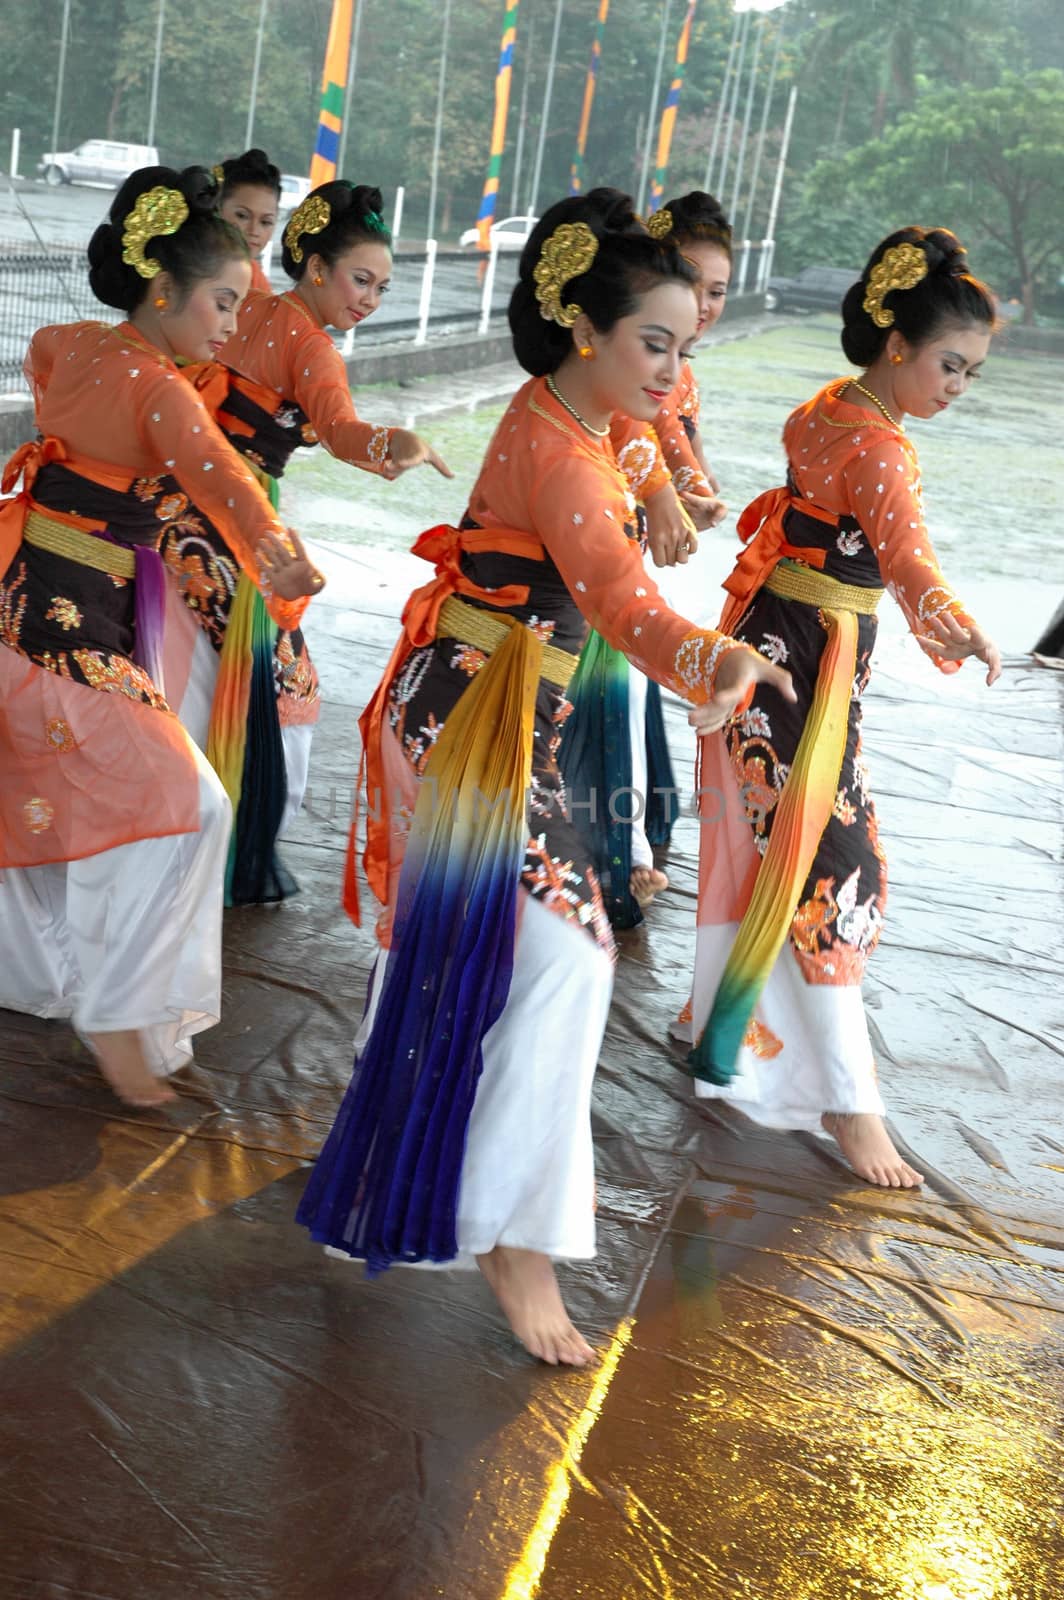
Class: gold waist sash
437,594,578,691
23,509,137,579
766,558,882,614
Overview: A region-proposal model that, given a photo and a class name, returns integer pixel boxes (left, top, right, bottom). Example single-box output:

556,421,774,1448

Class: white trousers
0,744,230,1074
346,894,615,1265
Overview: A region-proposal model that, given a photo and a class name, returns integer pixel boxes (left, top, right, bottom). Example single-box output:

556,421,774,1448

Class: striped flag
309,0,355,188
476,0,522,250
569,0,611,195
648,0,698,211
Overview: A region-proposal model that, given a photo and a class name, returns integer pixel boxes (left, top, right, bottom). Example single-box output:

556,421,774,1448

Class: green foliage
0,0,1060,311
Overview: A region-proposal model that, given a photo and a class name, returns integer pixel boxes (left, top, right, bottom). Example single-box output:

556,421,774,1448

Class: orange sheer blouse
221,291,395,472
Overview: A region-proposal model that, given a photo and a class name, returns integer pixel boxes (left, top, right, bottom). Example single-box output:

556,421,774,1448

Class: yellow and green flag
476,0,521,249
309,0,355,188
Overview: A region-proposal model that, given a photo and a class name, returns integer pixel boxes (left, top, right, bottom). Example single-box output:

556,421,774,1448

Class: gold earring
313,274,324,287
890,352,903,365
578,344,594,361
154,296,167,311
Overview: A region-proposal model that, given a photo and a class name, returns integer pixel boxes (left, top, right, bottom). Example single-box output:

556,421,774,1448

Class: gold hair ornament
533,221,598,328
284,194,332,264
121,186,190,280
211,163,226,187
862,242,928,329
646,208,673,240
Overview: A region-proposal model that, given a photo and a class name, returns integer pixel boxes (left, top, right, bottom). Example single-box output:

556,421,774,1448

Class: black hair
88,164,248,314
841,226,996,367
508,187,700,377
280,181,391,280
216,147,282,202
659,190,732,260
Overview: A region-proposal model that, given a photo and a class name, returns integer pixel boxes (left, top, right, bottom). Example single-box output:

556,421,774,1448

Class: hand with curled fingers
644,482,699,567
914,612,1001,686
257,528,326,601
381,428,454,481
680,488,728,531
687,645,797,736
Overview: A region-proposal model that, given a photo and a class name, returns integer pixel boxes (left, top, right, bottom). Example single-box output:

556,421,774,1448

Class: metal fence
0,234,773,393
0,237,523,391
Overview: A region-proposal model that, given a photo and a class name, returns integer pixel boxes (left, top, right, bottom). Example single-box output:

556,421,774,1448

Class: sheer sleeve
136,365,308,632
842,433,974,669
289,326,395,472
529,452,743,704
608,414,672,502
652,365,711,495
24,325,62,411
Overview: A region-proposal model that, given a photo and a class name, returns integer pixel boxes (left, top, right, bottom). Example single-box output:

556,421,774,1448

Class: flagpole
740,9,785,245
648,0,698,212
476,0,521,249
715,5,750,199
637,0,672,215
703,7,740,193
727,9,764,223
528,0,563,217
510,0,535,212
569,0,610,195
336,0,364,177
245,0,269,148
426,0,452,241
309,0,355,187
147,0,165,146
759,81,797,290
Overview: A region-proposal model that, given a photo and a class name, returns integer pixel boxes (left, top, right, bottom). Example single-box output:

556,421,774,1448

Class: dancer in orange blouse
297,189,793,1367
215,147,282,295
162,182,450,903
568,193,736,923
0,166,320,1106
680,226,1001,1187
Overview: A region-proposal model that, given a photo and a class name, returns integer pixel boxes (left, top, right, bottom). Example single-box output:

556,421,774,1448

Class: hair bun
180,165,221,218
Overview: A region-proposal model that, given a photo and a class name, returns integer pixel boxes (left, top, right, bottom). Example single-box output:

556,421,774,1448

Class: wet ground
2,321,1062,1599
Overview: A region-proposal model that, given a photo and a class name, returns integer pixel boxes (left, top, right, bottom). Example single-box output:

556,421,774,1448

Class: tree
801,71,1064,322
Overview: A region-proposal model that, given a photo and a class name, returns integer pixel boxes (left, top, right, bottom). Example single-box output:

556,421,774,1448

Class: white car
279,174,312,215
39,140,160,189
459,214,537,251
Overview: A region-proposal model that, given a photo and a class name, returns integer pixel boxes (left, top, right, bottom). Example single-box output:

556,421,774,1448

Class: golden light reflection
500,1316,635,1600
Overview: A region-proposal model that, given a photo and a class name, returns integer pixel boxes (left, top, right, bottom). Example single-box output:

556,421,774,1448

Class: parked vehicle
278,174,311,215
764,265,859,315
459,214,537,251
38,140,160,189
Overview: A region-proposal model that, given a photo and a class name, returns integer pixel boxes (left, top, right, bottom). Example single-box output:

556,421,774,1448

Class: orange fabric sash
343,522,541,924
1,437,143,578
719,485,834,634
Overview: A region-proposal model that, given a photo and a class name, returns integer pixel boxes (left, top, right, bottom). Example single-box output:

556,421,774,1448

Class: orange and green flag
648,0,698,211
309,0,355,188
569,0,611,195
476,0,521,250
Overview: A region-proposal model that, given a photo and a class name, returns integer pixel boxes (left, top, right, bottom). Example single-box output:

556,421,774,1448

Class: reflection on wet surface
2,358,1063,1597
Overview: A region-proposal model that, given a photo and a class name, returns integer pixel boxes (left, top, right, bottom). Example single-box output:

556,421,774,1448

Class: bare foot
476,1246,594,1367
88,1030,177,1109
630,865,668,909
821,1112,923,1188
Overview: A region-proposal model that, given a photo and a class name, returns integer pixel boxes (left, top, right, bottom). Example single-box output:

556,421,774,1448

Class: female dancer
563,192,736,925
214,147,281,295
296,189,793,1365
161,181,450,903
682,226,1001,1187
0,166,321,1106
